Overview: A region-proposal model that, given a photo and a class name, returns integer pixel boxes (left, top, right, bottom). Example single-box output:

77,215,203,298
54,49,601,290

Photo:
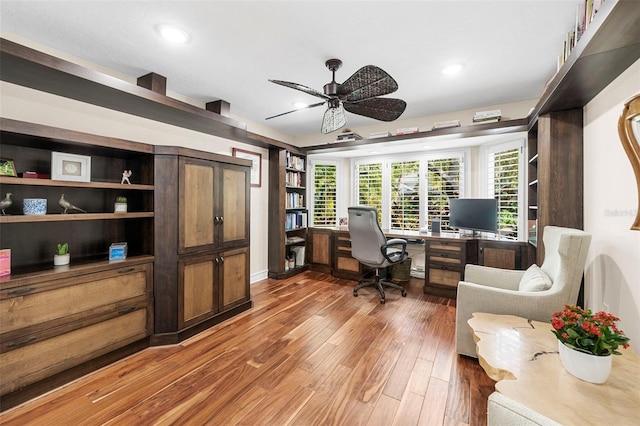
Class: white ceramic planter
54,253,70,266
114,203,128,213
558,340,612,384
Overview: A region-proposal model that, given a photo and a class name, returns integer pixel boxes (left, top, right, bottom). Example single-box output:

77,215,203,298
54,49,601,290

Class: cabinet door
179,254,218,329
220,247,250,311
479,240,530,270
220,164,250,247
180,158,216,252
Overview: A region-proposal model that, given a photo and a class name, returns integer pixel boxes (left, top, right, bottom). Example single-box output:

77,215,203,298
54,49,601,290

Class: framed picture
51,152,91,182
232,148,262,187
0,158,17,177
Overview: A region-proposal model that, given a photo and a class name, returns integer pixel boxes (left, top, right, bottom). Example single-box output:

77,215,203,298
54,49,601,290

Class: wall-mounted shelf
0,212,154,223
0,177,153,190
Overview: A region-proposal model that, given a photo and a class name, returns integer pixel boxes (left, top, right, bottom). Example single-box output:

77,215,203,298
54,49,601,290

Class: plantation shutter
426,156,462,231
390,160,420,230
356,162,383,221
312,164,337,226
488,146,520,236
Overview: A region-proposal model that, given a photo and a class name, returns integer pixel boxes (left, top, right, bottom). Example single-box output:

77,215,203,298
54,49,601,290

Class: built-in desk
469,313,640,425
307,228,532,298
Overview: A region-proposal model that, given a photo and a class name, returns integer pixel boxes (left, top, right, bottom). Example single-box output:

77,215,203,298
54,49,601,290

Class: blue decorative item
23,198,47,215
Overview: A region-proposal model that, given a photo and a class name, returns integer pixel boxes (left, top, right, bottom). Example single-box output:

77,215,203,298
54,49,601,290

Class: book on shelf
472,117,501,124
473,109,501,120
286,236,305,244
395,126,419,135
335,131,362,142
432,120,460,130
369,131,392,139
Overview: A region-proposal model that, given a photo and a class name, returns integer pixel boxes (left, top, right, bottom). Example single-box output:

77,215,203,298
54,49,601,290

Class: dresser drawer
1,264,151,337
427,265,463,288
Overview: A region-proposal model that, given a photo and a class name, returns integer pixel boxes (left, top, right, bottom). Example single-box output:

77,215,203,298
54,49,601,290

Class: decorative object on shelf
23,198,47,215
114,196,128,213
121,169,132,184
58,194,87,214
0,157,17,176
551,305,630,384
617,92,640,230
232,148,262,187
54,242,70,266
19,171,50,179
109,242,128,262
51,152,91,182
0,248,10,276
0,192,13,215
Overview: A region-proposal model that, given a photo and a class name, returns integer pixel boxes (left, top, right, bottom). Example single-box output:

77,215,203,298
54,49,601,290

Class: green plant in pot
54,242,70,266
114,196,127,213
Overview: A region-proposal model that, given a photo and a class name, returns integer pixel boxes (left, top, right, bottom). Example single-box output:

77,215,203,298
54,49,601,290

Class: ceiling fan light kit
267,58,407,134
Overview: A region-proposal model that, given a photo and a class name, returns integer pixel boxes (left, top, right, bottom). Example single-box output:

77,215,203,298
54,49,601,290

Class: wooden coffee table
468,313,640,425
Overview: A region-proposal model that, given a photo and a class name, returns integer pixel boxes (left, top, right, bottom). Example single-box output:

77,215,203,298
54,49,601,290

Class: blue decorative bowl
23,198,47,215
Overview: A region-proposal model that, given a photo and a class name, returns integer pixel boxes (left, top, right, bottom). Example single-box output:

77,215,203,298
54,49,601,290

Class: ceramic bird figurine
58,194,87,214
0,193,12,215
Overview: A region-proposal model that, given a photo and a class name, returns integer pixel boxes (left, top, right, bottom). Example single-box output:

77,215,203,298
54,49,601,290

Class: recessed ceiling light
442,64,463,75
157,24,190,44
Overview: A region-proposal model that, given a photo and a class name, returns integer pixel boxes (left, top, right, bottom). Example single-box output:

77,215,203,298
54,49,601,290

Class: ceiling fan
266,59,407,134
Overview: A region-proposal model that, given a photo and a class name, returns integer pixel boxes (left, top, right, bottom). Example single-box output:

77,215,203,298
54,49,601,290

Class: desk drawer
428,252,463,266
427,265,463,288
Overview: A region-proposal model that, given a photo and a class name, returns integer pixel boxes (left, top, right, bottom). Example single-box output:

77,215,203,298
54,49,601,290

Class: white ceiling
0,0,582,139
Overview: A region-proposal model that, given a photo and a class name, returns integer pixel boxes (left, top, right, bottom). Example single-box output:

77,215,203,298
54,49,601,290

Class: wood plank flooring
0,271,496,425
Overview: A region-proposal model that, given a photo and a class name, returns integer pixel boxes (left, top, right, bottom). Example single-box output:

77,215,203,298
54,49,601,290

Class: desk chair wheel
353,289,358,297
380,297,385,304
401,289,407,297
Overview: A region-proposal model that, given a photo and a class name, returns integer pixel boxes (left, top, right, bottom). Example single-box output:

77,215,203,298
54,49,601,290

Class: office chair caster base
380,297,386,304
401,290,407,297
353,289,358,297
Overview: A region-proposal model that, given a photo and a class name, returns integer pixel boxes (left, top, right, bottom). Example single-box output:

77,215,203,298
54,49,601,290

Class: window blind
426,157,462,231
312,164,337,226
390,160,420,230
357,162,383,220
488,147,520,237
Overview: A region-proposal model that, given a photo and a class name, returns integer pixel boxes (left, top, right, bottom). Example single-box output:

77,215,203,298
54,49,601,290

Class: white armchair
455,226,592,358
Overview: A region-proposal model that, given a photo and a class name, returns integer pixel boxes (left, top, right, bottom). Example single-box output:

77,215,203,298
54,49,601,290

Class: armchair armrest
382,238,407,263
464,264,524,291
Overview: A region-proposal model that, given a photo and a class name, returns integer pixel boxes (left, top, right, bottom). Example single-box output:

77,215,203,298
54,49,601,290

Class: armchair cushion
518,264,553,292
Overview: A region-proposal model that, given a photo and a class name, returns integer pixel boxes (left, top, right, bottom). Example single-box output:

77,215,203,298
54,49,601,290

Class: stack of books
473,109,502,124
369,131,392,139
396,127,419,136
335,131,362,142
432,120,460,130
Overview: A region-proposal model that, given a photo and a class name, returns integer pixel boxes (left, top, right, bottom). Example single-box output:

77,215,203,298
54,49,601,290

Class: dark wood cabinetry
478,239,532,270
153,148,251,345
268,148,309,278
424,238,478,298
0,119,155,409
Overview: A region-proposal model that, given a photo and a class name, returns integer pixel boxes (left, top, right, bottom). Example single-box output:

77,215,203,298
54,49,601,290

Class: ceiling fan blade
343,98,407,122
337,65,399,102
265,101,325,120
269,79,330,100
321,103,347,134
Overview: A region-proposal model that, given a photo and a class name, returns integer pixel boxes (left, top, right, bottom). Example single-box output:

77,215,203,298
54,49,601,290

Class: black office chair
348,206,409,304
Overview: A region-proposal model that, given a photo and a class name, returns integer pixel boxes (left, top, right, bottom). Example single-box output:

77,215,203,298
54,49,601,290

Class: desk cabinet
332,231,372,281
424,239,477,298
478,240,532,270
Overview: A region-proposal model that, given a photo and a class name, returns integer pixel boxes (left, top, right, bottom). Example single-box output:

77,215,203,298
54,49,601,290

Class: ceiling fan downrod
323,58,342,97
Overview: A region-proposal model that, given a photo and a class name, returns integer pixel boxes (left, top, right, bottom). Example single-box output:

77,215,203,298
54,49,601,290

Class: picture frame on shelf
51,152,91,182
232,148,262,187
0,157,17,177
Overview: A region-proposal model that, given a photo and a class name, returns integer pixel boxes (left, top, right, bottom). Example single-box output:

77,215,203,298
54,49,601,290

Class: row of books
558,0,605,70
335,131,363,142
473,109,502,124
285,211,307,231
285,152,305,171
285,192,305,209
285,170,304,187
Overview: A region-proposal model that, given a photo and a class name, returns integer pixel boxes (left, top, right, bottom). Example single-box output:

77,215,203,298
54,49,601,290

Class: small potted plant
54,242,70,266
551,304,630,383
114,196,127,213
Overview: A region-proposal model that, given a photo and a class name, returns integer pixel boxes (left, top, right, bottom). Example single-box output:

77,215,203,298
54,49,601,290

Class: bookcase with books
268,148,309,278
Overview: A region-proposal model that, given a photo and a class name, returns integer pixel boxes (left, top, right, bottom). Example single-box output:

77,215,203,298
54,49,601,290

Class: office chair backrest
348,206,388,266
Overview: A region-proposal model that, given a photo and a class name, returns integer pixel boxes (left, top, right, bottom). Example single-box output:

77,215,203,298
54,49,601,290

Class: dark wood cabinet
424,238,478,298
268,148,309,278
307,228,332,274
478,240,532,270
153,148,252,345
332,230,372,281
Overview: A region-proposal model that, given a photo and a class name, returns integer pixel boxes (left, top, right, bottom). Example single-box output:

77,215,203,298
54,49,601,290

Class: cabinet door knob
220,256,224,263
214,216,220,225
219,216,224,224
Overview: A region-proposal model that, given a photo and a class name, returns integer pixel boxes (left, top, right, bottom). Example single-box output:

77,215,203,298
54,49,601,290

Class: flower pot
114,203,128,213
558,341,612,384
54,253,70,266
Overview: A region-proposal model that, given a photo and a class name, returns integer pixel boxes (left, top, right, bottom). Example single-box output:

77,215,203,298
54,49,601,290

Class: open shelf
0,176,153,190
0,212,154,223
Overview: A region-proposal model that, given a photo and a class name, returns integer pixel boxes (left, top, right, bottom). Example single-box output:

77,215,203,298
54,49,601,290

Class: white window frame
308,159,341,227
479,138,526,240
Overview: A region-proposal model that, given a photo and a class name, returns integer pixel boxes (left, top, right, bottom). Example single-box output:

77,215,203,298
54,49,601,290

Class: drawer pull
118,307,136,315
7,336,37,349
118,267,135,274
8,287,35,296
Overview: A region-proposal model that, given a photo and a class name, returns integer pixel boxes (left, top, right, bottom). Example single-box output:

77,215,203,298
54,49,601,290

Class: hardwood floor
0,271,495,425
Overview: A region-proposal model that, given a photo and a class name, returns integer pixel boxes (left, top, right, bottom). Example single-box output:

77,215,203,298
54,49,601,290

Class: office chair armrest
382,238,407,263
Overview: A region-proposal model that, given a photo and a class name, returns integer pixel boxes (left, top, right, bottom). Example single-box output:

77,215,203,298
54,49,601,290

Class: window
484,141,524,239
311,163,337,226
426,156,463,231
390,160,420,230
356,162,383,221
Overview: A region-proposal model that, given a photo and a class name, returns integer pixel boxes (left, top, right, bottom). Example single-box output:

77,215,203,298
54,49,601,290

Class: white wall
583,59,640,349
